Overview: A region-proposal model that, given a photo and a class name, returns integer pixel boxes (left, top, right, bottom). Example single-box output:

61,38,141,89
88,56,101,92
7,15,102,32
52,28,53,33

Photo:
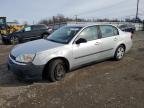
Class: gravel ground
0,31,144,108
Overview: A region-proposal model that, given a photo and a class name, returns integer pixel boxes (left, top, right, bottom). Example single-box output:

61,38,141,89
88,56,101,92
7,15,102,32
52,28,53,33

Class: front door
20,26,33,41
72,26,102,67
31,25,43,39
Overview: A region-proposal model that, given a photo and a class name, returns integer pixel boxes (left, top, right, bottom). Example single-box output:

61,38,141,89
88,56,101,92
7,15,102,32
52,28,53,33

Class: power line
71,0,144,20
74,1,140,20
76,0,128,16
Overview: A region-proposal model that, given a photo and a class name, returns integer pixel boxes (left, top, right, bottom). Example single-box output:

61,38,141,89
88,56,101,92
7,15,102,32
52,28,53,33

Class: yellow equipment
0,17,23,35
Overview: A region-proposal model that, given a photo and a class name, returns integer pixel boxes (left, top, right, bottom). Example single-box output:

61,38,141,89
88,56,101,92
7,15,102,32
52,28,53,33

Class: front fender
32,46,72,67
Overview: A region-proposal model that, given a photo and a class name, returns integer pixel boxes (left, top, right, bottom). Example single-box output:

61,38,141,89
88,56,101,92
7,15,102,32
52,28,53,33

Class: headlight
16,54,35,63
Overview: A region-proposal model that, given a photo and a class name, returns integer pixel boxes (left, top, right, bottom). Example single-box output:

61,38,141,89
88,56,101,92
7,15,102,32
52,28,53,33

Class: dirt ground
0,31,144,108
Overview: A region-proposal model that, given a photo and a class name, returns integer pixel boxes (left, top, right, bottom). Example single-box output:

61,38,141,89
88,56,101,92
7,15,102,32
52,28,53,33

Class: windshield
47,26,82,44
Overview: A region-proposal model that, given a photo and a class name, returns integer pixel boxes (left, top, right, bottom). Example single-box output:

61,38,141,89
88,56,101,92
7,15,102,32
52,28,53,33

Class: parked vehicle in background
48,23,67,33
2,24,50,44
118,24,136,34
8,24,132,82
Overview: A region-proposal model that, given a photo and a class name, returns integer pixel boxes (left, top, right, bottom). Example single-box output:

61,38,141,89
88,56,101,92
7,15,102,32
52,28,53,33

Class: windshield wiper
46,38,67,44
46,38,61,43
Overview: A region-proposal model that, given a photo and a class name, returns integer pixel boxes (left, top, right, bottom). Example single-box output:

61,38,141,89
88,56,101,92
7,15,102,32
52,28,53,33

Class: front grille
10,54,16,60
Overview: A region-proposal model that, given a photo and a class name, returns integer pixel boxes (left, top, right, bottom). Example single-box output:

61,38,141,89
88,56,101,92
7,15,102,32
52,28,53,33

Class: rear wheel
45,59,66,82
114,45,125,61
42,34,49,39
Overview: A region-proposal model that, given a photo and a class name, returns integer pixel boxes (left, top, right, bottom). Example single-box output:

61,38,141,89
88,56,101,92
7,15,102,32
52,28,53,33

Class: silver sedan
8,24,133,82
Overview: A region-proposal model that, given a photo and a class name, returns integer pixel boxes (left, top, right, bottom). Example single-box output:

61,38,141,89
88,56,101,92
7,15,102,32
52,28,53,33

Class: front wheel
46,59,66,82
114,45,125,61
10,36,19,45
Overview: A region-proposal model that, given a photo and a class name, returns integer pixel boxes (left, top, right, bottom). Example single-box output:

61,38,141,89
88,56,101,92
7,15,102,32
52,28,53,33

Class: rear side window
119,25,127,29
32,25,47,31
40,25,48,29
32,26,41,31
100,25,119,38
77,26,98,41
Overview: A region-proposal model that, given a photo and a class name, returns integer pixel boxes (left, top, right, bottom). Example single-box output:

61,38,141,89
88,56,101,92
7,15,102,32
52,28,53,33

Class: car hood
11,39,64,57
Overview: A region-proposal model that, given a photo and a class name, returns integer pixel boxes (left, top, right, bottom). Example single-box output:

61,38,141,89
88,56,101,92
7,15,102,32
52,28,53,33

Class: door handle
95,42,100,45
114,37,118,41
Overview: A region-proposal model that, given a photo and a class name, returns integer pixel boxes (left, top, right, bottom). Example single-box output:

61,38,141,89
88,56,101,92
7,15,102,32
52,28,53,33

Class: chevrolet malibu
8,24,132,82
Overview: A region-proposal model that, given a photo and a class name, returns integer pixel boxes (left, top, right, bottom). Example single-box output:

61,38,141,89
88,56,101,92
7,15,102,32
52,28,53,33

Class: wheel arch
113,43,126,56
42,57,70,79
115,42,126,51
118,43,126,51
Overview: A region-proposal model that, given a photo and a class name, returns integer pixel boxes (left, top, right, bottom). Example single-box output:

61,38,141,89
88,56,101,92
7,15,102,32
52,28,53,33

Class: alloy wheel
116,46,125,59
54,63,66,81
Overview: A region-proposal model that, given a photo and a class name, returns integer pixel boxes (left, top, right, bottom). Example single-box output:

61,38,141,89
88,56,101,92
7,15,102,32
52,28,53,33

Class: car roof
67,23,117,28
30,24,47,27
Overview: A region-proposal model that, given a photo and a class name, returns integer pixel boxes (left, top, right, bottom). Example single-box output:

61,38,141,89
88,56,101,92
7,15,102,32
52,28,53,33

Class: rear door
98,25,120,58
72,26,102,67
19,26,33,41
31,25,44,39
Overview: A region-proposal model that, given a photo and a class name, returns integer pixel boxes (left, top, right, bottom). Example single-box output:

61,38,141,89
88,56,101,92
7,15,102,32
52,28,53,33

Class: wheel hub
117,47,124,59
55,64,65,80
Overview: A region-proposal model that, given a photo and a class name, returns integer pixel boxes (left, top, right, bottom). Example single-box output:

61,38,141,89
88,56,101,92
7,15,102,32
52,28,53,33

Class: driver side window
77,26,98,41
24,26,32,32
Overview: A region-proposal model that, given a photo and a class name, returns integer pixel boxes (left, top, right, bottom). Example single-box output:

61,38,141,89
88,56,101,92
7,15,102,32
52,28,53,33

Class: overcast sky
0,0,144,24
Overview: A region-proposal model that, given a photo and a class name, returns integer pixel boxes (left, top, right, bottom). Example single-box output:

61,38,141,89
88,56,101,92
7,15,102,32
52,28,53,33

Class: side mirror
75,38,87,44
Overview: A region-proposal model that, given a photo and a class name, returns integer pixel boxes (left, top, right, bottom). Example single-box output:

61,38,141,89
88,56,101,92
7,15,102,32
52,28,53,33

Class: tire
46,59,66,82
10,36,19,45
114,45,125,61
42,33,49,39
131,31,134,34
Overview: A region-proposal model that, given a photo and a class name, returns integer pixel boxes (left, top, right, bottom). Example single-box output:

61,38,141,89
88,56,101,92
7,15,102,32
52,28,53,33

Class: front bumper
8,56,44,81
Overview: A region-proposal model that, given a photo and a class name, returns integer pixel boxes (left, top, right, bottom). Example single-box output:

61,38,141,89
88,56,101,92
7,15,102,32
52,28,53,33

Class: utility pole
33,20,35,25
75,15,78,24
53,16,55,25
136,0,140,20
